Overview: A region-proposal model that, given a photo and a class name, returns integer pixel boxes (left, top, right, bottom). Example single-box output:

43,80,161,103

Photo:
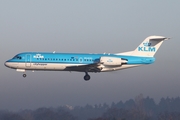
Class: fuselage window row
36,58,91,62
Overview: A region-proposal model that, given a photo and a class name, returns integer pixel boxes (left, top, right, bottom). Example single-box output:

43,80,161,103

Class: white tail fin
132,36,169,57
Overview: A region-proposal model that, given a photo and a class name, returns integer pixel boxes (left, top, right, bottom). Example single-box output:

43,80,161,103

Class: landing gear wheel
84,75,90,81
23,74,27,78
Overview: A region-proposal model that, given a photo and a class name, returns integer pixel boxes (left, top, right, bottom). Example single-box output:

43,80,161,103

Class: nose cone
4,61,9,67
5,60,19,69
4,61,11,68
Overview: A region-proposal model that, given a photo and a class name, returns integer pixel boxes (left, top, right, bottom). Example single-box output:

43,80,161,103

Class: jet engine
100,57,125,66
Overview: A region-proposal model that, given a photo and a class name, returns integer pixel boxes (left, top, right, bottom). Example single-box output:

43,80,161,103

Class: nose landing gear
23,74,27,78
84,72,90,81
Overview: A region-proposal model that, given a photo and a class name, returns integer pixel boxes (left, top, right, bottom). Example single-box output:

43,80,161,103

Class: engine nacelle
100,57,123,66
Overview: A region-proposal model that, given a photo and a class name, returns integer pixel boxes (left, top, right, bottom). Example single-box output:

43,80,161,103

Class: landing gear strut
84,72,90,81
23,74,27,78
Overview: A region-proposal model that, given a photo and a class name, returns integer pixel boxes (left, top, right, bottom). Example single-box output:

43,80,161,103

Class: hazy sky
1,0,180,111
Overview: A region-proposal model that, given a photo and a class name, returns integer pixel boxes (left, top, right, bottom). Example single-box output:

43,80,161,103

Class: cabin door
26,54,31,67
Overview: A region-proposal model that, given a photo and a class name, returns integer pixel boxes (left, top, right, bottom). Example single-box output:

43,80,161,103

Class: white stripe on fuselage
6,62,143,72
6,62,89,71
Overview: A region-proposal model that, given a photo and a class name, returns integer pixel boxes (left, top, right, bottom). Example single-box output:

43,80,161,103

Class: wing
65,62,102,72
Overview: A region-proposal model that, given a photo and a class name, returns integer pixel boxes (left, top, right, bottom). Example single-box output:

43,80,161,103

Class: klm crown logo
138,42,156,52
143,42,151,46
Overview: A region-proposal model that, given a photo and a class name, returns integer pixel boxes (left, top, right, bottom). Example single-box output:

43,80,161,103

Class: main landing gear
23,74,27,78
84,72,90,81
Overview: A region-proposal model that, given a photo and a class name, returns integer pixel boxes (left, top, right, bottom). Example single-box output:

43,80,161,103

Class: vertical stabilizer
132,36,169,57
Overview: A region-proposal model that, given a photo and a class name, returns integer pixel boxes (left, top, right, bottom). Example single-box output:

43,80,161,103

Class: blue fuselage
5,52,155,72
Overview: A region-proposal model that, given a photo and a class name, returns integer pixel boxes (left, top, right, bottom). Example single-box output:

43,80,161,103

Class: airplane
4,36,169,81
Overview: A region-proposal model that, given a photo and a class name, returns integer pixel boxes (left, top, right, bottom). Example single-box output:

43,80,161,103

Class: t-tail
118,36,170,57
133,36,170,57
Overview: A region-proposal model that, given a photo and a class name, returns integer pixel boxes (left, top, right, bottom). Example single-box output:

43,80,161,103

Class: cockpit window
13,55,22,60
17,56,22,59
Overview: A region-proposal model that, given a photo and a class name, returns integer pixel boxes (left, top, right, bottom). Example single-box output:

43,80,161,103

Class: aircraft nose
4,61,8,67
4,61,10,68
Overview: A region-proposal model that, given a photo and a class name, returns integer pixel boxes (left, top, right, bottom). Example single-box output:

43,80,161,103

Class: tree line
0,95,180,120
